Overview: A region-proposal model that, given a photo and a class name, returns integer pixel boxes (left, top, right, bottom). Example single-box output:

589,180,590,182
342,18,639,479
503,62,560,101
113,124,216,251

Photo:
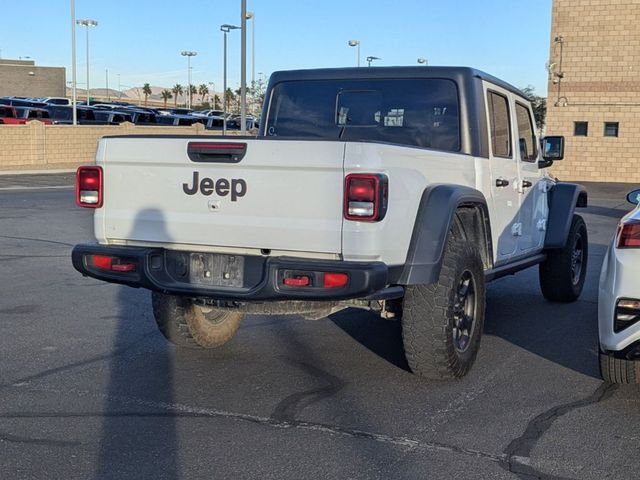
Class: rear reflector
617,220,640,248
323,272,349,289
344,173,388,222
283,276,311,287
76,166,103,208
87,254,136,273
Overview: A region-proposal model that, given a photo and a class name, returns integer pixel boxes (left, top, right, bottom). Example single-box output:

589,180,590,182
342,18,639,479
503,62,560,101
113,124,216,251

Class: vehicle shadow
330,310,410,372
94,209,178,480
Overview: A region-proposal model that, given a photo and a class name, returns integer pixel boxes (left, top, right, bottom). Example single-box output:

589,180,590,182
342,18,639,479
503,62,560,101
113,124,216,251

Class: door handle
495,178,510,188
522,180,533,188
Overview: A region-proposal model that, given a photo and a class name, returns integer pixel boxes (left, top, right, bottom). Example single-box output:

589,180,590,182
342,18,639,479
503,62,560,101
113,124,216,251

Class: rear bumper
72,244,389,301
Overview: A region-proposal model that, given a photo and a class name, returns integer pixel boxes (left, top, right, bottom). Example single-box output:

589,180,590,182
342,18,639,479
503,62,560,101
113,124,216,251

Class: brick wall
0,122,231,171
547,0,640,183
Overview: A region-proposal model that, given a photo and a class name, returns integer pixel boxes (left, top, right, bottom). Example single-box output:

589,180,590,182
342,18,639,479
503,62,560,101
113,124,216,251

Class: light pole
417,57,428,65
240,0,248,135
220,24,240,134
70,0,77,125
117,73,121,99
246,12,255,86
348,40,360,67
366,56,381,67
76,19,97,105
181,51,197,109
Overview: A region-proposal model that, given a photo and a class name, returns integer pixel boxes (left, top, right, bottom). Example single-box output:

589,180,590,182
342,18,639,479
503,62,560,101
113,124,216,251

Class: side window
515,102,538,162
487,91,511,158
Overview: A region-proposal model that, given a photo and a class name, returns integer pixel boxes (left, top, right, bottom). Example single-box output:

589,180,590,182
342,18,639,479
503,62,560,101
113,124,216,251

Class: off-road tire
151,292,243,348
599,351,640,384
539,214,588,302
401,234,486,380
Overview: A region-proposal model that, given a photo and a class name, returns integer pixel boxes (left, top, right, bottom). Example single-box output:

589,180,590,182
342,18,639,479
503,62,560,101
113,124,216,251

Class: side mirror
539,136,565,168
627,189,640,205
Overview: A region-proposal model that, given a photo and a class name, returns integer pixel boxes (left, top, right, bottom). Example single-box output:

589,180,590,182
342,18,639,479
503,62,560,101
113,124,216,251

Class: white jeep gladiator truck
72,67,588,380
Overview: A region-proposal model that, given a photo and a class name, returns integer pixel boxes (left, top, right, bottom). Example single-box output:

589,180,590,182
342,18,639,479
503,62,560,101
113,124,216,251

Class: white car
599,188,640,383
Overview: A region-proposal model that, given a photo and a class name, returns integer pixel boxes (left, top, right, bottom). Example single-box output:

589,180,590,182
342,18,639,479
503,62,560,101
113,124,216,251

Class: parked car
156,114,203,126
14,107,54,124
72,66,587,381
599,188,640,383
41,97,71,106
93,110,134,125
0,105,23,124
0,96,48,108
45,105,102,124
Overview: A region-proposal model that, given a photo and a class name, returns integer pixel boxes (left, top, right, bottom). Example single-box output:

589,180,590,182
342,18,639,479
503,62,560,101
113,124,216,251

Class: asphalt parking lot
0,175,638,480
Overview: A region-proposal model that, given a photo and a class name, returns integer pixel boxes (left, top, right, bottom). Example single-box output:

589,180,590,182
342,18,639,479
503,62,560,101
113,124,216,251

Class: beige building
0,59,66,98
546,0,640,183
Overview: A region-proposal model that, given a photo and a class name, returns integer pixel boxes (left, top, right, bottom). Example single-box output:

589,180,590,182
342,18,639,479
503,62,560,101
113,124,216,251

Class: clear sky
1,0,552,95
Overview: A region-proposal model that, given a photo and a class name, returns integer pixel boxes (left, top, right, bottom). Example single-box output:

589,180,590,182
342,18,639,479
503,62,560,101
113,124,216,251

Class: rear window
265,79,460,151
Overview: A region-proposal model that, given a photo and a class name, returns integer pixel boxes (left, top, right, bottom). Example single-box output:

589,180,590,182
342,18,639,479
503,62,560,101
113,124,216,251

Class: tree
520,85,547,132
234,87,242,111
213,94,221,110
142,83,152,106
172,84,183,107
224,88,236,113
188,85,197,106
198,84,209,104
160,89,173,109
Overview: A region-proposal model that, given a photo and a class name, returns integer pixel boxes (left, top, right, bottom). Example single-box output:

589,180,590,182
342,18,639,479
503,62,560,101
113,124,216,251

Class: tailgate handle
187,142,247,163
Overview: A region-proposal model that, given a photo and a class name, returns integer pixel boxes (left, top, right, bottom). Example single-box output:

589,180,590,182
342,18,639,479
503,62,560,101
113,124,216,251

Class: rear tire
599,351,640,384
401,233,486,380
539,214,588,302
151,292,243,348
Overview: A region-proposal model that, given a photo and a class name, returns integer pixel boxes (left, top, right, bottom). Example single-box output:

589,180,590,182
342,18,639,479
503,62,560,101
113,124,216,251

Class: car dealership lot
0,179,638,480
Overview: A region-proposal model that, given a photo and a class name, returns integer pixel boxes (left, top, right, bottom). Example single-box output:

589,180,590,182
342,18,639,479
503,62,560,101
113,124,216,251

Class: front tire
151,292,243,348
600,351,640,384
401,235,486,380
539,214,588,302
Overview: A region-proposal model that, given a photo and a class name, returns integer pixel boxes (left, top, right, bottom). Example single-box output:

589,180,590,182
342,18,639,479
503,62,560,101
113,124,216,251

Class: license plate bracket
189,253,244,287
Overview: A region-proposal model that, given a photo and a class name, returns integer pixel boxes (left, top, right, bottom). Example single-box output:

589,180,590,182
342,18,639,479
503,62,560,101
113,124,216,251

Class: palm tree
172,84,183,107
189,85,197,107
160,89,173,109
224,88,235,113
213,94,221,110
198,84,209,104
142,83,152,106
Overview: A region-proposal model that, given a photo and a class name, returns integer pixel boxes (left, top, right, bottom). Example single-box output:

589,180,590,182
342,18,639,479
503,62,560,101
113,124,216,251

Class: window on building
604,122,619,137
574,121,588,136
487,91,512,158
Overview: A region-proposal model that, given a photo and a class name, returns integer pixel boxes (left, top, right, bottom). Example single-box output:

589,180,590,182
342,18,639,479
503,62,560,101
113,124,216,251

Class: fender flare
544,182,588,249
397,184,491,285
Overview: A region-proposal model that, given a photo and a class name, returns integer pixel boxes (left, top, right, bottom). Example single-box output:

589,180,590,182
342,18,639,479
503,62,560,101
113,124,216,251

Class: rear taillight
614,299,640,332
76,166,103,208
344,173,388,222
616,220,640,248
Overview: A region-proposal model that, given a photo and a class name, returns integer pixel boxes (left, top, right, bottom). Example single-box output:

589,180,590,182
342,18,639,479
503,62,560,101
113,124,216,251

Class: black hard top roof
269,66,527,99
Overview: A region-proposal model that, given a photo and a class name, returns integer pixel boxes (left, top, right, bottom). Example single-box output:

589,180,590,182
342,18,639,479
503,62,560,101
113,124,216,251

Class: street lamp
220,24,240,134
77,19,97,105
366,56,381,67
246,12,256,86
348,40,360,67
417,57,428,65
181,51,197,109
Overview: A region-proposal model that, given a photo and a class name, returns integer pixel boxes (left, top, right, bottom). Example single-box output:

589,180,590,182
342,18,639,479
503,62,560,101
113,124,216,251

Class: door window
515,103,537,162
487,91,512,158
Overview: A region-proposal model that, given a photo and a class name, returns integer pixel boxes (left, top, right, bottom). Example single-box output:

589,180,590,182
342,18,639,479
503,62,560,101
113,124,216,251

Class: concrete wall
547,0,640,183
0,60,66,98
0,122,231,171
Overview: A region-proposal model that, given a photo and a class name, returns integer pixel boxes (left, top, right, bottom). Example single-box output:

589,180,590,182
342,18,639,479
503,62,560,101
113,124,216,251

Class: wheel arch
397,184,493,285
545,182,588,249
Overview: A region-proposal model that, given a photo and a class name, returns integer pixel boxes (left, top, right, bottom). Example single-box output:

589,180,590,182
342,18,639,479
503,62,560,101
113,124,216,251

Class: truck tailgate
97,137,345,255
